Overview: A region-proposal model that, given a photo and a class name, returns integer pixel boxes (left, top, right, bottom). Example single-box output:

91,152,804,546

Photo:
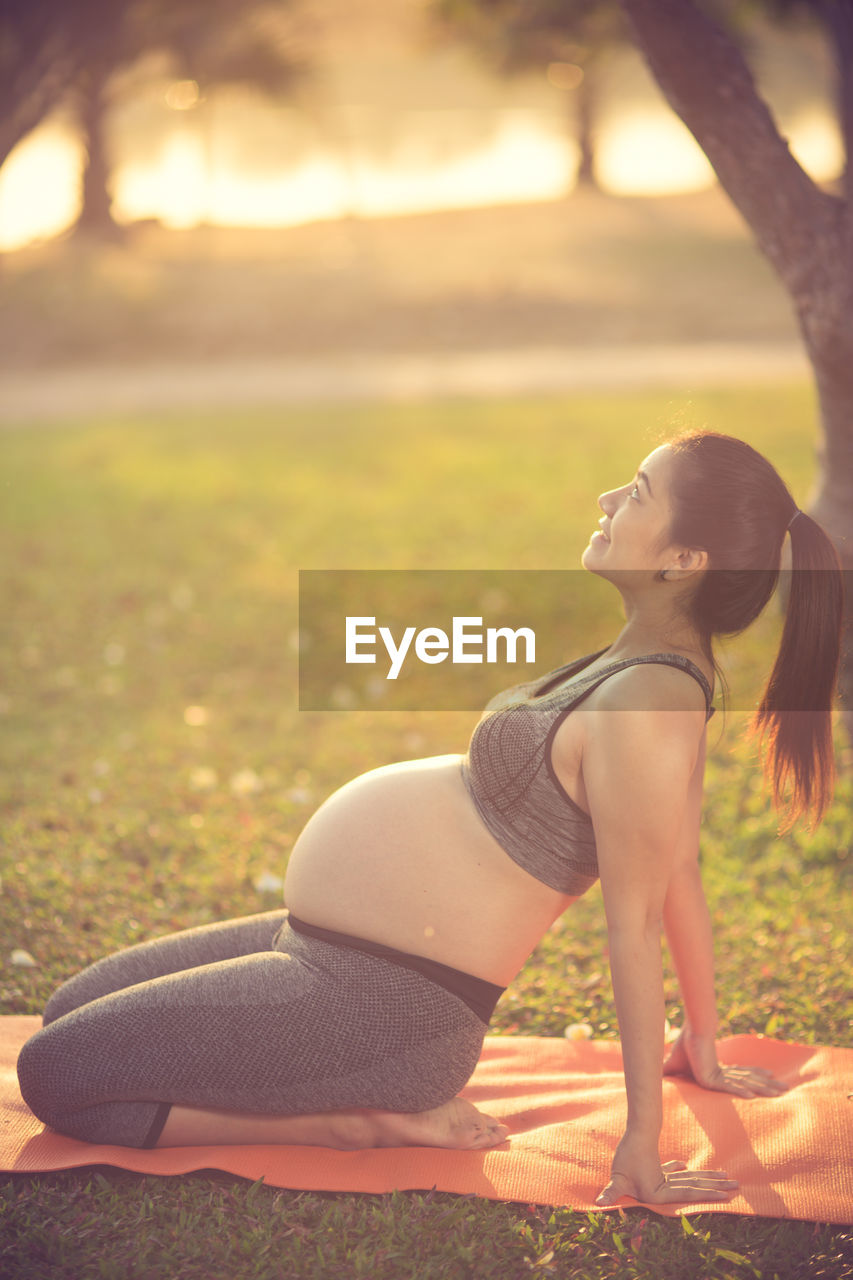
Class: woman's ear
662,547,708,580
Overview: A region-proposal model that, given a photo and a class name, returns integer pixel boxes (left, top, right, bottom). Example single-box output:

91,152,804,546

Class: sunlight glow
598,110,714,195
165,80,201,111
0,123,81,250
119,128,208,229
113,111,573,229
547,63,585,92
0,103,841,251
788,108,844,181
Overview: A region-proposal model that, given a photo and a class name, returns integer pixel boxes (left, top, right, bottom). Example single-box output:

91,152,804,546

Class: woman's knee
42,967,106,1023
16,1026,54,1121
42,980,79,1025
41,951,132,1024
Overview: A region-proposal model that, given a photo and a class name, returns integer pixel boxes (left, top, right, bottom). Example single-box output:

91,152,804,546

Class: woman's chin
581,540,608,571
582,546,621,585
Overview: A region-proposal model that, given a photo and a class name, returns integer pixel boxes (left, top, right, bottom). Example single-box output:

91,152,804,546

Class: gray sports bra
460,648,714,896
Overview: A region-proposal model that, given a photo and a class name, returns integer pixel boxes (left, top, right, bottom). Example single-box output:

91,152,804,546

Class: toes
467,1119,509,1149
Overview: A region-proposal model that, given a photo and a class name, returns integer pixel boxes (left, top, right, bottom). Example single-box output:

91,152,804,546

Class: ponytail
666,431,844,828
750,510,843,828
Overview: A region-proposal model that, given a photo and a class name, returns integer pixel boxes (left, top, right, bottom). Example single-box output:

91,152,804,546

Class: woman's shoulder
582,657,710,717
579,663,709,797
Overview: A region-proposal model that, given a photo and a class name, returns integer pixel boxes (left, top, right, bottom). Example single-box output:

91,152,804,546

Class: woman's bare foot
335,1096,509,1151
157,1097,509,1150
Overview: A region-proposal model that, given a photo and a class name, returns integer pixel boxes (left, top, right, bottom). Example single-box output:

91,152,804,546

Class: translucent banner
298,568,847,712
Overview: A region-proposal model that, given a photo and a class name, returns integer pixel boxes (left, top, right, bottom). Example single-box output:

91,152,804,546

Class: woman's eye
629,483,641,501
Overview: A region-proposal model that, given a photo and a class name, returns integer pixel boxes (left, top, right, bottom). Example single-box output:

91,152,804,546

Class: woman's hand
663,1028,789,1098
596,1132,738,1206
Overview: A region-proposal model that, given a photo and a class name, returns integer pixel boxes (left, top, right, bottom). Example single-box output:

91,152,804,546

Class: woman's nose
598,488,618,514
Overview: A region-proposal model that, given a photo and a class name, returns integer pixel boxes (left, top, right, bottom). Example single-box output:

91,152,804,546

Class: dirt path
0,341,808,424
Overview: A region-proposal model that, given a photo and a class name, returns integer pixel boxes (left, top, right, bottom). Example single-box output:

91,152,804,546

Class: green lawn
1,385,851,1279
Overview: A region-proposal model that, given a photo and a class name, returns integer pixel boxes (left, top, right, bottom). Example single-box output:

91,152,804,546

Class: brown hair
666,431,843,826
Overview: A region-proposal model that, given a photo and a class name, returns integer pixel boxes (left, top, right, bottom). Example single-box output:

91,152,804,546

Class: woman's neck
605,612,707,666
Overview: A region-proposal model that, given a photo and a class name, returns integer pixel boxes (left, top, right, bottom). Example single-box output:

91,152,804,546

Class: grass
1,384,852,1279
1,1176,850,1279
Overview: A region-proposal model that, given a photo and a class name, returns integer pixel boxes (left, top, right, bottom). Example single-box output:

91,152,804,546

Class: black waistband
286,914,505,1025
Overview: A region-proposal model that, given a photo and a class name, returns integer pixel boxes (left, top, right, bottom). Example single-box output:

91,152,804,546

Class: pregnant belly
283,754,573,986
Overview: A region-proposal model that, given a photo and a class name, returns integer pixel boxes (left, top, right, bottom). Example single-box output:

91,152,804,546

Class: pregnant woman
18,430,843,1207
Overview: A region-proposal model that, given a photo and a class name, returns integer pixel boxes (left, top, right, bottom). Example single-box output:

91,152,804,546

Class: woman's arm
662,733,719,1041
662,748,788,1099
565,666,736,1205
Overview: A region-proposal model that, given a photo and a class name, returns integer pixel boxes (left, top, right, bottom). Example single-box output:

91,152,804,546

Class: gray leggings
17,911,490,1148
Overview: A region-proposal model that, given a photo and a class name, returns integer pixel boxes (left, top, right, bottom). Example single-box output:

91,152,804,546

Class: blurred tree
431,0,627,191
620,0,853,731
438,0,852,731
0,0,306,239
0,0,115,170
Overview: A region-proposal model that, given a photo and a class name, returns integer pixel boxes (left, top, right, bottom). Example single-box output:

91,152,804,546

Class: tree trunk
809,2,853,739
0,60,77,174
574,69,599,190
0,14,78,172
0,0,118,177
805,354,853,742
814,0,853,204
619,0,853,739
72,64,122,241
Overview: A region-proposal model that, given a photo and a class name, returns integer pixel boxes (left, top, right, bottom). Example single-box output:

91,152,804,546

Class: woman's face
581,444,680,579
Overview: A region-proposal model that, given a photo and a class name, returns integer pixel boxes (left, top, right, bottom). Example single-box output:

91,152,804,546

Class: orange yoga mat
2,1017,851,1222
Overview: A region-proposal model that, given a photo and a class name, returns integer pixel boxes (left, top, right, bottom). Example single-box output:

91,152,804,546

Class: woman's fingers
715,1066,789,1097
597,1164,738,1206
667,1039,791,1098
740,1067,788,1093
596,1180,737,1206
655,1174,739,1204
684,1061,791,1097
660,1169,737,1186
